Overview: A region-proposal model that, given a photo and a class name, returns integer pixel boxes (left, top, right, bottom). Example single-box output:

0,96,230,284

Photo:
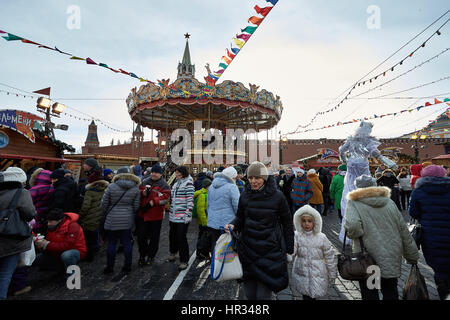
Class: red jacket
410,164,423,189
45,212,87,260
139,177,171,221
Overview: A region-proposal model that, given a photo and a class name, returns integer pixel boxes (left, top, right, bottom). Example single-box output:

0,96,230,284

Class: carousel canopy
126,37,282,133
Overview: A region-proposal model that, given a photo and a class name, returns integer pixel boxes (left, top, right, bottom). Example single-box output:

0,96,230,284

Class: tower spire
177,33,195,79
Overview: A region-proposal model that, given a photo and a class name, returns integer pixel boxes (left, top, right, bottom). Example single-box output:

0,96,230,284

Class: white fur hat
222,166,238,180
1,167,27,184
308,169,316,174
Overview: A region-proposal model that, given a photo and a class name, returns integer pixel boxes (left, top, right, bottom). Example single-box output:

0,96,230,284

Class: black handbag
0,188,31,240
337,231,377,281
408,219,422,250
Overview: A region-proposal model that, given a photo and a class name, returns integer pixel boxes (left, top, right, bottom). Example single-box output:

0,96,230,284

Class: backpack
0,188,31,240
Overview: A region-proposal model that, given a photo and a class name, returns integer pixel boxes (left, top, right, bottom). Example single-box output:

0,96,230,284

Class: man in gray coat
344,174,419,300
101,167,140,274
0,167,36,300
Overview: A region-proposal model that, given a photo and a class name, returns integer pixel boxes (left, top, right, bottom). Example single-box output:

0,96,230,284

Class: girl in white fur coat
289,205,337,300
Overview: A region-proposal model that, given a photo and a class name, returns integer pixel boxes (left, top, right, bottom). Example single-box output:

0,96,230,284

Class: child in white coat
289,205,337,300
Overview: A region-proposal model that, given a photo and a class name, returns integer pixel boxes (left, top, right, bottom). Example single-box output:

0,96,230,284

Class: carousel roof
126,38,283,132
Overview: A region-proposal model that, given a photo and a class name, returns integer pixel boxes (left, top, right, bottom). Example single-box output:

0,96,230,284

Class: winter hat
150,163,164,174
308,169,316,174
234,166,243,175
50,168,66,180
46,208,65,221
279,169,286,175
116,166,130,174
1,167,27,184
222,166,238,180
421,165,446,178
84,158,99,169
421,161,433,169
217,166,225,172
202,178,212,188
338,164,347,171
206,171,213,178
355,174,377,188
292,166,305,175
64,169,72,175
103,168,113,176
246,161,269,181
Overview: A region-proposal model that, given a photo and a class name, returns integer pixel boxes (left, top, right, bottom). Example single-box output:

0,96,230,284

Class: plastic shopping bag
210,230,243,282
402,264,429,300
17,241,36,267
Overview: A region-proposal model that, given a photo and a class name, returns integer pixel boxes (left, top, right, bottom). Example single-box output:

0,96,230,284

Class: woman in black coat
226,162,294,300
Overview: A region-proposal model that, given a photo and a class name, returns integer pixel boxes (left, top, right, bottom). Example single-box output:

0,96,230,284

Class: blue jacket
206,173,240,230
409,176,450,279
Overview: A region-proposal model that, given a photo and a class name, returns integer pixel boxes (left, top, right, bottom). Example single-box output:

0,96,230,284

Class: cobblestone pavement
8,209,439,300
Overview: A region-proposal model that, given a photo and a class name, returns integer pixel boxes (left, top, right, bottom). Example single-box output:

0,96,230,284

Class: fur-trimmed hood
29,168,52,187
112,173,141,189
85,179,109,191
293,204,322,235
347,186,391,208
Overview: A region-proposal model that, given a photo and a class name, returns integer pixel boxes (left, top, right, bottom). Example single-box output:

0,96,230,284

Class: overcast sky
1,0,449,152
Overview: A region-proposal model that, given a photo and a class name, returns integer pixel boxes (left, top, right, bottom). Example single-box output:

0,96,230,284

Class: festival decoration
283,98,450,136
0,109,44,142
204,0,279,86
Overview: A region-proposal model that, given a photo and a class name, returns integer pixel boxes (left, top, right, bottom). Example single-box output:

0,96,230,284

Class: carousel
126,35,283,176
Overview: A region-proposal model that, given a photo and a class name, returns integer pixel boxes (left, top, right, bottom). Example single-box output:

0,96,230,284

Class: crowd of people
0,158,449,300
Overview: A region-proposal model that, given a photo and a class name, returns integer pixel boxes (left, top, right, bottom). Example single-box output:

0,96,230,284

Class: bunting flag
205,0,279,86
32,87,51,96
248,16,264,26
241,26,258,34
254,5,273,17
283,97,450,136
236,33,252,41
0,29,155,84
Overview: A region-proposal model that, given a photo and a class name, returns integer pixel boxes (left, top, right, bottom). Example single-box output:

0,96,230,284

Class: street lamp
36,98,67,140
411,132,427,163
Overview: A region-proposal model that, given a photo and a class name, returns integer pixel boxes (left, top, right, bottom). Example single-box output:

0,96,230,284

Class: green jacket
79,180,109,231
344,186,419,278
194,188,208,226
329,174,344,209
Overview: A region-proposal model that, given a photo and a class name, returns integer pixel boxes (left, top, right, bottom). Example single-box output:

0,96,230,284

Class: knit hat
421,165,446,178
84,158,99,169
217,166,225,172
222,166,238,180
308,169,316,174
355,174,377,188
202,178,212,188
338,164,347,171
150,163,164,174
116,166,130,174
206,171,213,178
1,167,27,184
103,168,113,176
50,168,66,180
246,161,269,181
279,169,286,175
234,166,243,175
46,208,65,221
292,166,305,175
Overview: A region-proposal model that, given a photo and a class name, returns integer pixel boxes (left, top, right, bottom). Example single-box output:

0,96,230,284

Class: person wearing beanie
206,166,240,258
29,168,54,234
290,166,313,214
290,205,337,300
330,165,346,219
194,177,212,260
234,166,246,194
103,168,114,183
34,208,87,276
78,171,109,262
137,163,170,266
49,168,80,214
101,165,141,274
409,165,450,300
217,166,225,173
225,161,294,299
307,169,324,215
377,169,401,210
345,174,419,300
206,171,214,180
194,169,207,191
83,158,102,185
0,167,36,300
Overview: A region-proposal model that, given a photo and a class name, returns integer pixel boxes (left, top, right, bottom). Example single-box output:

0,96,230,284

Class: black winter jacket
231,175,294,293
49,177,79,213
